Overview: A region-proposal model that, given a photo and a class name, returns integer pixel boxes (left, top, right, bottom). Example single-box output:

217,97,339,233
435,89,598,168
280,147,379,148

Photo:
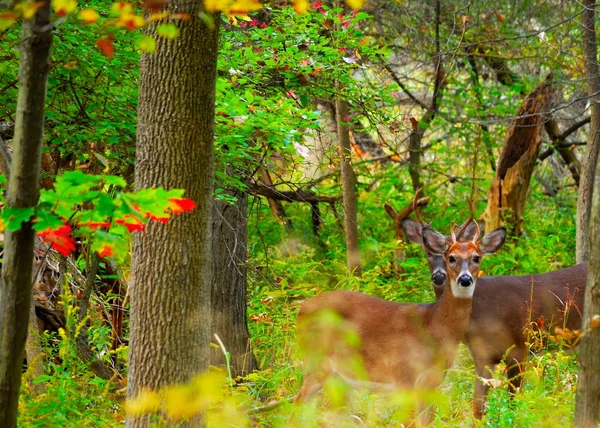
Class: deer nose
458,274,473,287
431,271,446,286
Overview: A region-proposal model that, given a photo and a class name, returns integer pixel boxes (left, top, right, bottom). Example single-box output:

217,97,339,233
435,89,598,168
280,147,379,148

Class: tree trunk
577,0,600,263
258,166,294,233
126,3,220,427
573,154,600,427
483,76,553,236
211,191,258,377
335,98,361,276
0,3,52,425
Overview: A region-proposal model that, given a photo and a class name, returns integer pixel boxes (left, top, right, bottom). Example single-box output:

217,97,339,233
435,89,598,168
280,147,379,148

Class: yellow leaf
293,0,309,14
345,0,364,9
118,12,146,29
137,35,157,53
125,388,161,416
204,0,228,12
149,11,169,21
111,2,133,15
228,14,238,25
79,8,99,23
63,60,77,70
0,12,19,31
52,0,77,17
227,0,261,14
15,1,45,19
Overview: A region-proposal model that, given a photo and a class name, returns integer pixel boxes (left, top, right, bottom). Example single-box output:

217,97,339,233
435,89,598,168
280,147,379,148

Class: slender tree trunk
211,189,258,377
574,154,600,427
0,3,52,425
483,76,553,236
544,119,582,186
258,166,294,233
335,98,361,276
126,3,220,427
577,0,600,263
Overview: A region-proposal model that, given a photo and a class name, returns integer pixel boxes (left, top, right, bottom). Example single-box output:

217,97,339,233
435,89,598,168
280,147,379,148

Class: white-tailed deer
295,218,507,421
401,200,587,419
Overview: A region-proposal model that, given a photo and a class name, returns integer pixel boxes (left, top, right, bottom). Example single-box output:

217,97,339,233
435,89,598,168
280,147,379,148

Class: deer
295,216,507,422
400,195,587,419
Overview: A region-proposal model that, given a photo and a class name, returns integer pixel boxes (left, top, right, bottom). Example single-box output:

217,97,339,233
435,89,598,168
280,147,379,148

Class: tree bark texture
483,76,553,236
211,192,258,377
574,153,600,428
335,98,361,276
0,3,52,426
258,166,294,233
577,0,600,263
126,4,220,427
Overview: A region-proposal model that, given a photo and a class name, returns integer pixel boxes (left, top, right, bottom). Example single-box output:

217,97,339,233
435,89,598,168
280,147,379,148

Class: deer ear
456,220,485,242
421,227,448,255
479,227,506,255
402,218,424,246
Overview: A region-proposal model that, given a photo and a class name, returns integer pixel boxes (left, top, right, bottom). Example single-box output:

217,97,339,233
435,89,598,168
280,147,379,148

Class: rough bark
335,98,361,276
577,0,600,263
25,299,45,394
573,153,600,428
211,192,258,377
483,76,553,236
0,2,52,425
126,3,220,427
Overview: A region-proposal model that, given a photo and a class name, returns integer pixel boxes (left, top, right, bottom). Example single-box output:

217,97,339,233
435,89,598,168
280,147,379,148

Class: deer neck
428,283,474,363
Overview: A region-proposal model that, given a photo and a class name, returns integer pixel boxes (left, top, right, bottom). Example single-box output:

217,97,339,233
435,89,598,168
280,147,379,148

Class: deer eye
473,255,480,263
448,255,457,264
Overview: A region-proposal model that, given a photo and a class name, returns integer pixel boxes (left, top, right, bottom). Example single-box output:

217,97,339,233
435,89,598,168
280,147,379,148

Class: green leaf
157,24,180,39
2,207,35,232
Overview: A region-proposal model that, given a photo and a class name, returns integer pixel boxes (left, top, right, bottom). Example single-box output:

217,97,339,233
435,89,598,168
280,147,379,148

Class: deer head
402,198,506,298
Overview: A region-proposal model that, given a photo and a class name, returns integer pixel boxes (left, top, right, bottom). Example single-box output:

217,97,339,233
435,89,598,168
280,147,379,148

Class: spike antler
412,188,427,226
472,218,481,243
450,221,457,243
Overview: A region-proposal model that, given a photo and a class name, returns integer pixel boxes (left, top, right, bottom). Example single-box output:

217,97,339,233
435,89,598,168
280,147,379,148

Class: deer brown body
296,223,507,421
402,215,587,418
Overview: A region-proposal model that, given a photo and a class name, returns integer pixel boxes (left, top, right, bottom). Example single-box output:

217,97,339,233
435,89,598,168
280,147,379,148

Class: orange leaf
167,197,197,214
79,8,99,23
97,36,115,59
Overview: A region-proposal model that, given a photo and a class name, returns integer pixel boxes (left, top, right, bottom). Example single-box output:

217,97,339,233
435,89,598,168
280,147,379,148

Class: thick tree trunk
335,98,361,276
573,155,600,427
0,3,52,425
211,192,258,377
483,76,553,236
126,3,220,427
577,0,600,263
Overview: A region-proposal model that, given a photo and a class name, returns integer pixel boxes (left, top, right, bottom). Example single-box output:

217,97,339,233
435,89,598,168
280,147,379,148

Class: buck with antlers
295,214,507,422
400,194,587,419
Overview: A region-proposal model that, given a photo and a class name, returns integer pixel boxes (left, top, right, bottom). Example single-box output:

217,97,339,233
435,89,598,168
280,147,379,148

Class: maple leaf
293,0,309,14
79,8,100,23
204,0,227,12
345,0,364,10
227,0,262,14
52,0,77,17
116,216,145,232
167,197,197,214
111,2,133,14
38,225,76,257
97,242,115,258
119,12,146,30
146,213,170,224
97,36,115,59
15,1,46,19
78,220,111,229
0,12,19,30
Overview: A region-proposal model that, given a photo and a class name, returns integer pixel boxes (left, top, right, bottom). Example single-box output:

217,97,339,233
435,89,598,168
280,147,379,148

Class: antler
412,188,427,226
450,221,457,244
472,218,481,243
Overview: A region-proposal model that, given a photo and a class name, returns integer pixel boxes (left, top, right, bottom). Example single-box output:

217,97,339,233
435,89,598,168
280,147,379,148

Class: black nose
458,274,473,287
431,272,446,286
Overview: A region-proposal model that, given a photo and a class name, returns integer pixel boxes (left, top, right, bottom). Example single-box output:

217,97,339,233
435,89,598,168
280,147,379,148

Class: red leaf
97,242,115,258
38,225,76,256
97,36,114,59
116,216,145,232
78,221,111,230
167,197,197,214
147,213,169,224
